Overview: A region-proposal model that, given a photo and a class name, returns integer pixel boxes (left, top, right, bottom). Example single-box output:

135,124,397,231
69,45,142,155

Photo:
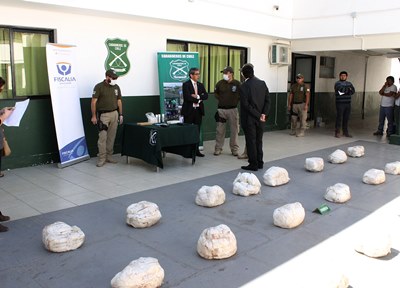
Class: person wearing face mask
91,69,123,167
213,66,241,156
287,73,310,137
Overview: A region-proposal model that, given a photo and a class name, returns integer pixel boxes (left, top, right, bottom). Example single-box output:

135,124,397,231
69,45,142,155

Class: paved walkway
0,116,399,287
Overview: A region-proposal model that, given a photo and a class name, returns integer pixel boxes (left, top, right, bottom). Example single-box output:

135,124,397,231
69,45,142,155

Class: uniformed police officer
287,73,310,137
214,66,241,156
91,69,123,167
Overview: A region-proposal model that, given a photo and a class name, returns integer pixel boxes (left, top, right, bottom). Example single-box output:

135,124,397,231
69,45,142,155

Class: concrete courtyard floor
0,116,399,287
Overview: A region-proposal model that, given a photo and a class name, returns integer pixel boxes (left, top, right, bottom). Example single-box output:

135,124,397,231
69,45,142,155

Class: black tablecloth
121,123,199,168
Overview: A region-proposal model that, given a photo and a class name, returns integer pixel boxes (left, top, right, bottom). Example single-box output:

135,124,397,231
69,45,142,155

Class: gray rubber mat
1,140,399,287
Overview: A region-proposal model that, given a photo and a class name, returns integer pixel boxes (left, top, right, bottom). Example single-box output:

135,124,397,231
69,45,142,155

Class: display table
121,123,199,169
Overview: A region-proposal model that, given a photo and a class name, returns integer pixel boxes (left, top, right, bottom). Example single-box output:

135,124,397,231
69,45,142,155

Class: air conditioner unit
270,44,290,65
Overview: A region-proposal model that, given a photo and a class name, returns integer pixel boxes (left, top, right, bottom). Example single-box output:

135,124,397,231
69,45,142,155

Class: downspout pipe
362,56,369,120
351,12,365,51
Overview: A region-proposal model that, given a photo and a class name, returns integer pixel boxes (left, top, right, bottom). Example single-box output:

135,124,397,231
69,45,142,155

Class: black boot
0,224,8,232
0,211,10,222
196,150,205,157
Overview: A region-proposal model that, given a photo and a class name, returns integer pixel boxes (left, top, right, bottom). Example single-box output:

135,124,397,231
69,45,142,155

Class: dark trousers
184,108,202,151
335,102,351,134
243,117,264,168
394,105,400,135
183,108,202,128
377,106,394,134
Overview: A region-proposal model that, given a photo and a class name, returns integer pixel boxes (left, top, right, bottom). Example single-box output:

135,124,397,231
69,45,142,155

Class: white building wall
365,57,394,91
292,33,400,54
292,0,400,39
292,51,392,93
311,52,392,120
1,2,289,98
2,1,396,98
19,0,400,41
12,0,294,38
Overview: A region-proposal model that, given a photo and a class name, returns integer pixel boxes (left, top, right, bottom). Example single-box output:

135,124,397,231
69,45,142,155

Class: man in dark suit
239,64,270,171
181,67,208,157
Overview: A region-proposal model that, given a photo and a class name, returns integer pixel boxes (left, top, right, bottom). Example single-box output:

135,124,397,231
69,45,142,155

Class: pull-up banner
157,52,199,122
46,43,89,168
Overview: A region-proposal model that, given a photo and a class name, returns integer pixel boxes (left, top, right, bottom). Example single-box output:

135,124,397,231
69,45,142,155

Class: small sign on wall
105,38,130,77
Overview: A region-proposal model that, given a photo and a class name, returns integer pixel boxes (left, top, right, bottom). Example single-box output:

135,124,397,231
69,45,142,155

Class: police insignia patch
149,130,157,146
169,59,189,81
105,38,130,77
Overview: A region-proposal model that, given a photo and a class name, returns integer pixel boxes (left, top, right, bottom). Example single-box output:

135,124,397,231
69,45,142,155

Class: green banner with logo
105,38,130,77
157,52,199,121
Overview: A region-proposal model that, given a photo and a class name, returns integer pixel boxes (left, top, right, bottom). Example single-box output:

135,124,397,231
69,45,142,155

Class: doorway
291,53,316,121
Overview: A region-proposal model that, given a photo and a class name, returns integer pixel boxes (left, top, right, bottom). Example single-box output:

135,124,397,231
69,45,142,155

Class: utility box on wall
270,44,290,65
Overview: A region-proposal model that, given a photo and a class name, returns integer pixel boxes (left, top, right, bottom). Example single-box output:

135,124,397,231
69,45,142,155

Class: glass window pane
0,28,12,99
167,40,247,91
167,42,187,52
229,48,245,81
319,56,335,78
296,58,313,81
189,43,209,90
210,46,228,90
13,31,50,97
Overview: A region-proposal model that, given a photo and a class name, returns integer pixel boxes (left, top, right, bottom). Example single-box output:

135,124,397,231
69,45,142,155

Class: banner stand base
57,155,90,169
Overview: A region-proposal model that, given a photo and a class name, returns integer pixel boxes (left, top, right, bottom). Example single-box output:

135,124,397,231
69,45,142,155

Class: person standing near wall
334,71,355,138
213,66,241,156
394,80,400,135
287,74,310,137
239,63,270,171
91,69,123,167
182,67,208,157
0,77,12,232
373,76,396,137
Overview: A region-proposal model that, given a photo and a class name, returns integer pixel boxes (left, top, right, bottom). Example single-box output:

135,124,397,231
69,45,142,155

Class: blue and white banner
46,43,89,168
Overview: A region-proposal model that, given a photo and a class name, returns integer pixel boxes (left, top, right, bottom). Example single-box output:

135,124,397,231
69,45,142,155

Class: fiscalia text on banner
46,43,90,168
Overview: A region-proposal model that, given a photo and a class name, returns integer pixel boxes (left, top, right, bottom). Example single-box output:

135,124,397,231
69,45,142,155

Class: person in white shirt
373,76,396,136
394,80,400,135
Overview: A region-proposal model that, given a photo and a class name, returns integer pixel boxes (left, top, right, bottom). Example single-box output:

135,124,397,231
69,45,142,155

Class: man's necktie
193,82,199,108
193,82,198,95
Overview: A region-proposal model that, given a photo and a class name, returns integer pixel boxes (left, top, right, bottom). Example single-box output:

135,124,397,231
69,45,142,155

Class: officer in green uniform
287,73,310,137
91,69,123,167
214,66,241,156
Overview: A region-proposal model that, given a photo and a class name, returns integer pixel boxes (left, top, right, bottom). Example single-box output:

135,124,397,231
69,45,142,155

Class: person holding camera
91,69,123,167
334,71,355,138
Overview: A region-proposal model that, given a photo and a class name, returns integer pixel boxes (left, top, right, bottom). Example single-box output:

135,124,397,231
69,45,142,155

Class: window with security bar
319,56,335,79
0,26,55,99
167,40,247,92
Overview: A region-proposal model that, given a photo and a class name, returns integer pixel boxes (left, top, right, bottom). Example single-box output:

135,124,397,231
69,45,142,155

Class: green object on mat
313,204,331,215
